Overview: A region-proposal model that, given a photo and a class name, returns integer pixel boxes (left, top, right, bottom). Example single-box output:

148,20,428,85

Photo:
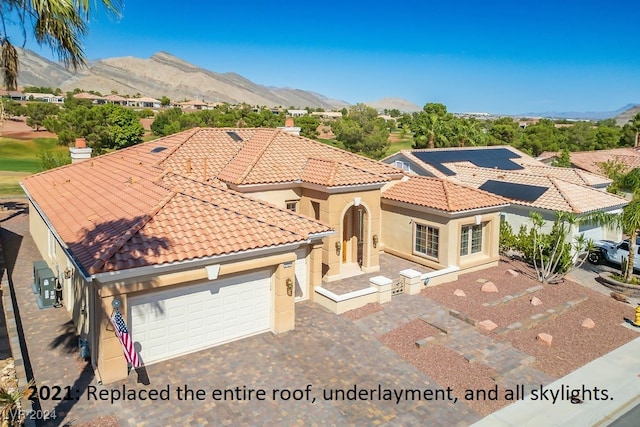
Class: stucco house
383,146,628,242
22,128,507,384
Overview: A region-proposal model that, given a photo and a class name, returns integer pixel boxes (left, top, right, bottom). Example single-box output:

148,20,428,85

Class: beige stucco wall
243,188,302,210
381,201,501,272
29,201,90,337
302,188,382,281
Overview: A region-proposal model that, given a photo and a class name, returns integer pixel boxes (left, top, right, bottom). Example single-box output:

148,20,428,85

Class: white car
587,239,640,271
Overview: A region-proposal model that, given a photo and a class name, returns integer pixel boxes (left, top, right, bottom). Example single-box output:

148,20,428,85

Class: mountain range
14,48,637,120
16,49,353,110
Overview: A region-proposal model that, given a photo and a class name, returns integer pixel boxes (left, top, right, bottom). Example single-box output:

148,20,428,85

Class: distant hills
517,103,639,124
14,48,639,120
16,49,351,109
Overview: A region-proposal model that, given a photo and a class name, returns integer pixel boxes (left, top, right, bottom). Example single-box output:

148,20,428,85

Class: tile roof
523,165,611,187
453,167,628,214
568,148,640,176
22,128,343,274
381,176,508,213
158,128,400,186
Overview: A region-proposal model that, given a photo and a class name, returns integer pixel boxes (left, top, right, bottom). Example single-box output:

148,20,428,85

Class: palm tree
0,379,35,427
0,0,122,89
621,198,640,282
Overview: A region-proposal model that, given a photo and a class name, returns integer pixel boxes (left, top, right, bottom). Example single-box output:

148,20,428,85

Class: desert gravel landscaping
346,258,639,417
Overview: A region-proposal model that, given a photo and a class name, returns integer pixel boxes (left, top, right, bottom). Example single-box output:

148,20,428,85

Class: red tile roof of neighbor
381,176,509,213
567,148,640,176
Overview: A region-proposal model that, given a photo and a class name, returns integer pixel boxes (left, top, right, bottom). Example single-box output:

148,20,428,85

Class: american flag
111,309,142,368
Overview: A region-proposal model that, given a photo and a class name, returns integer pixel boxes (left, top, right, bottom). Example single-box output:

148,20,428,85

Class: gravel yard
348,260,639,417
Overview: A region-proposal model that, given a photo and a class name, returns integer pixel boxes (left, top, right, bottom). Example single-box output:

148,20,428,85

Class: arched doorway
342,204,368,267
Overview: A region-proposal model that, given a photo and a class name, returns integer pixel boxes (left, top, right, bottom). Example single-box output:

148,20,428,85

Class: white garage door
578,222,604,242
129,269,271,365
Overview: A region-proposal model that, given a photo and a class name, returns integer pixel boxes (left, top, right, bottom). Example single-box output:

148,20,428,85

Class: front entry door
342,205,366,266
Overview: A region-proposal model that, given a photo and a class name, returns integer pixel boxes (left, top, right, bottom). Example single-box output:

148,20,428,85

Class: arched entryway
342,204,368,267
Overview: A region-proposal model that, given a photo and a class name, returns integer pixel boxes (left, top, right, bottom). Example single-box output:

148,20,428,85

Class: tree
25,102,59,130
411,103,452,149
0,1,122,90
160,96,171,107
331,104,390,159
488,117,521,145
551,149,572,168
527,212,593,284
631,113,640,147
294,114,320,139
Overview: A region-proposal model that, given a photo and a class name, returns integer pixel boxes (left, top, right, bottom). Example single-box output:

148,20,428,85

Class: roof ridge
441,179,454,211
154,127,202,168
88,189,178,274
548,177,580,213
224,129,279,184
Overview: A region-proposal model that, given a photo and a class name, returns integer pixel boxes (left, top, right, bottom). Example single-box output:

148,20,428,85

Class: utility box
35,267,57,309
32,260,49,294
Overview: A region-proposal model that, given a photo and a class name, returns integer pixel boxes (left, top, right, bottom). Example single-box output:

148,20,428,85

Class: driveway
0,201,479,426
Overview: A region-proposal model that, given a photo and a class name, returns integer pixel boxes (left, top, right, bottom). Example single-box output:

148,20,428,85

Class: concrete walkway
471,336,640,427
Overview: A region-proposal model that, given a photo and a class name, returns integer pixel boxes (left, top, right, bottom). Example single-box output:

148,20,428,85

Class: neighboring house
73,92,107,104
103,94,129,105
0,90,26,101
383,146,627,242
22,128,509,384
24,92,64,103
561,148,640,177
287,109,308,117
127,97,161,108
311,111,343,120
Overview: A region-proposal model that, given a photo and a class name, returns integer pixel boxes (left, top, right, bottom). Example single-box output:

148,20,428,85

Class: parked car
587,238,640,271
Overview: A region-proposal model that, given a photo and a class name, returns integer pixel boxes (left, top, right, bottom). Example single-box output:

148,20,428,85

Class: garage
128,269,272,365
578,221,604,242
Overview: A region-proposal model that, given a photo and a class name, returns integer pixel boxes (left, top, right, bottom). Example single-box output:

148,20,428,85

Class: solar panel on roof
479,180,547,202
411,148,524,176
151,146,167,153
227,131,243,142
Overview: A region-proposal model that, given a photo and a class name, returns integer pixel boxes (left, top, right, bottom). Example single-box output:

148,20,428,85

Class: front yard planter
598,271,640,298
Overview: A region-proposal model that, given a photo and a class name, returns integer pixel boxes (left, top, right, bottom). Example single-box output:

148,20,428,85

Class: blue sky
22,0,640,114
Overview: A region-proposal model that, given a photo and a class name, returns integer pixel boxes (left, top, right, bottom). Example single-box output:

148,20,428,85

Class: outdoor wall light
335,241,342,255
285,278,293,297
64,267,72,279
372,235,378,248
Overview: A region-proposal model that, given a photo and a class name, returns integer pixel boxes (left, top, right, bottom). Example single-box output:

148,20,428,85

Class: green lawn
316,130,414,158
0,137,66,172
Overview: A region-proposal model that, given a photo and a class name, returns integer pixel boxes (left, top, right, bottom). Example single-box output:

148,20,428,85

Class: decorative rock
582,318,596,329
530,296,543,306
536,333,553,346
453,289,467,297
610,292,629,303
506,269,519,277
478,319,498,331
481,281,499,293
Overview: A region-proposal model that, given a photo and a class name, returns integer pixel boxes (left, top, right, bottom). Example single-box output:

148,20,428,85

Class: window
286,200,298,212
415,223,439,259
460,224,483,256
393,160,412,172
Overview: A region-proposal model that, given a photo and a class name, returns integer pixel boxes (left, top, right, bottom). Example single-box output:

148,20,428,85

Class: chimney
278,117,302,136
69,137,93,163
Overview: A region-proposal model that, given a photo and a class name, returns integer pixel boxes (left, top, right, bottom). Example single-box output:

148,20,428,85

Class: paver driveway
1,201,479,426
